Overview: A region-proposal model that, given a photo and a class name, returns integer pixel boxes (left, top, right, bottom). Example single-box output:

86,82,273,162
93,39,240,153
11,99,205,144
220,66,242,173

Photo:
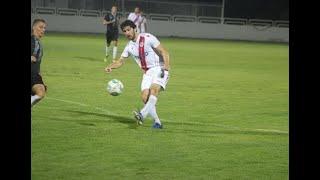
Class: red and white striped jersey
121,33,163,71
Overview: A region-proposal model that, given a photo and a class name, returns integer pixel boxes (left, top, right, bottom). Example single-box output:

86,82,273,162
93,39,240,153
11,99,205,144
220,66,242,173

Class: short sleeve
121,44,130,58
127,13,133,20
148,34,160,48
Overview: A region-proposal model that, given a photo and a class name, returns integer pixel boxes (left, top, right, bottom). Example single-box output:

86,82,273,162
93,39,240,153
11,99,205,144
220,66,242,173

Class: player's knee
141,90,149,103
141,94,148,103
36,87,46,98
141,95,148,104
150,90,158,97
142,96,148,104
36,92,45,99
150,85,160,96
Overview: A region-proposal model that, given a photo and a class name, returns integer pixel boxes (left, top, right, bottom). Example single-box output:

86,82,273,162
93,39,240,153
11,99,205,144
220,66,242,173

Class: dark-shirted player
31,18,47,107
103,5,119,62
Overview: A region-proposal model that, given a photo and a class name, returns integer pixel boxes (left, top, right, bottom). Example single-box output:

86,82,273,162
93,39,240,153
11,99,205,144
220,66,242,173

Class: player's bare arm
155,44,170,71
105,56,126,73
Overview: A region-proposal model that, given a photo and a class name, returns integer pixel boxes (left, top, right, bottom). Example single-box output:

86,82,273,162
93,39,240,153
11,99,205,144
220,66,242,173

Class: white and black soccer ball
107,79,124,96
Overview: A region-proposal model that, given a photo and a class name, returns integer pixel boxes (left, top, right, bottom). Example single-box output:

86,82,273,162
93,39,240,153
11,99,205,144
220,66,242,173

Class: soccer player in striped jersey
127,7,144,33
105,20,170,129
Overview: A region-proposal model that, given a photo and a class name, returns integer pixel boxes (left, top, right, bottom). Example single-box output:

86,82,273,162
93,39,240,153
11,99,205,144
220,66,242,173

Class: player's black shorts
31,73,47,95
105,30,119,45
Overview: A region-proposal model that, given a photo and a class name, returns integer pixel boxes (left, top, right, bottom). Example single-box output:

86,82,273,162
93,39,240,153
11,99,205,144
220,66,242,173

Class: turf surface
32,32,288,179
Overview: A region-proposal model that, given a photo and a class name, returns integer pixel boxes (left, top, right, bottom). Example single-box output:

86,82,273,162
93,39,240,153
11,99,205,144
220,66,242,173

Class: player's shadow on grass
165,128,287,137
164,121,287,136
73,56,102,62
61,109,138,129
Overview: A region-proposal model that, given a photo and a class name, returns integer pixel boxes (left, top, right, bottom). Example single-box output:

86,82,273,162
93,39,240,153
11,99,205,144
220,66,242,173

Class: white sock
149,105,161,124
140,95,157,118
31,95,41,107
113,46,117,60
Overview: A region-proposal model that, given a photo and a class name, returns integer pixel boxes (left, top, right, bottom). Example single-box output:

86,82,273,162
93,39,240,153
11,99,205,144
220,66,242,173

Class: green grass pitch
32,32,288,179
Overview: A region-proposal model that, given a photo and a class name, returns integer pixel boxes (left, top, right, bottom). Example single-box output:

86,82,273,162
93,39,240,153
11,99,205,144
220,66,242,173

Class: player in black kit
31,18,47,108
103,5,120,62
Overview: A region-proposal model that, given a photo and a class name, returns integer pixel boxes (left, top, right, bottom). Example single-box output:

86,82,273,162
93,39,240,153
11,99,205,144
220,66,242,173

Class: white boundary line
45,97,288,134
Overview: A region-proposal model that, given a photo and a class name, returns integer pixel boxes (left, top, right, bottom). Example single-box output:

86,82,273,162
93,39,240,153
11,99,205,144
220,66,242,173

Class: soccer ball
107,79,124,96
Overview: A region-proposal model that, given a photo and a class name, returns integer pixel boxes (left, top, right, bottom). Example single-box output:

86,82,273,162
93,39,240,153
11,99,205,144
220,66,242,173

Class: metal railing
79,9,101,17
31,7,289,28
121,0,222,17
56,8,78,16
149,13,171,21
224,18,248,25
198,16,221,24
173,15,197,22
274,20,289,28
248,19,273,27
35,7,55,15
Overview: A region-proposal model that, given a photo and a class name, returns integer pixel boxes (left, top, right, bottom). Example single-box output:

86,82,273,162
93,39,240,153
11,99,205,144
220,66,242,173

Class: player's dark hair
120,20,136,31
32,18,46,27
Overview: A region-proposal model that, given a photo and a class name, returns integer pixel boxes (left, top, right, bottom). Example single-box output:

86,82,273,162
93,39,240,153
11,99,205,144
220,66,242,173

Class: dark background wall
32,0,289,20
167,0,289,20
224,0,289,20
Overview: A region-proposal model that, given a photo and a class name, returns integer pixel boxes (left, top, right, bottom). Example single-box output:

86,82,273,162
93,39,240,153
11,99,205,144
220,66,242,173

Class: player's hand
105,67,112,73
31,56,37,63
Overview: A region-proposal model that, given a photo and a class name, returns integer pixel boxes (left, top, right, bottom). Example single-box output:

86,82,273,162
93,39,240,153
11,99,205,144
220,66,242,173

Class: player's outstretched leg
133,110,144,125
138,84,163,129
133,89,149,125
150,105,162,129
